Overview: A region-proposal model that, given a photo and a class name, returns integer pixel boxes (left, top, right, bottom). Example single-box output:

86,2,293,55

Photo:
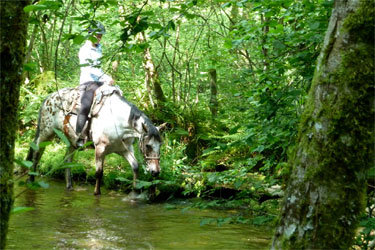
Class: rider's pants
76,81,104,135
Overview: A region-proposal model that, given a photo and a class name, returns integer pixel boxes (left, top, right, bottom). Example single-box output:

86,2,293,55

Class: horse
26,83,164,195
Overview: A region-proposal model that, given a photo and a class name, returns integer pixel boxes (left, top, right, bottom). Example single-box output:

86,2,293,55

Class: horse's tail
26,146,34,162
26,96,47,162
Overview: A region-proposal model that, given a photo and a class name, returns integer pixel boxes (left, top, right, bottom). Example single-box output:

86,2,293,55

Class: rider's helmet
88,21,106,35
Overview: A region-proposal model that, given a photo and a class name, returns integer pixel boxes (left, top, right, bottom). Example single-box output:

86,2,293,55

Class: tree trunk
137,30,166,108
24,24,39,65
0,1,30,249
208,69,218,116
171,22,181,103
272,0,374,249
260,14,269,70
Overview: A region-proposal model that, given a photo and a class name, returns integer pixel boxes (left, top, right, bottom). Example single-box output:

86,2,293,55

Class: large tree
0,1,30,248
272,0,374,248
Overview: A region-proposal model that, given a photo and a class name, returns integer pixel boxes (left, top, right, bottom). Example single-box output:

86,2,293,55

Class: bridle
139,133,160,161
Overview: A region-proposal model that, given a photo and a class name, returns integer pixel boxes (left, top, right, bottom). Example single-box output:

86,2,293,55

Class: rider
76,21,114,147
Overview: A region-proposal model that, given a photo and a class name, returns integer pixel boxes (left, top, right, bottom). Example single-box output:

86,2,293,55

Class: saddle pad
53,85,123,116
94,84,123,105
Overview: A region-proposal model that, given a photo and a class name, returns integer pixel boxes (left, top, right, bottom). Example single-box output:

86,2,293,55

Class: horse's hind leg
64,147,75,190
26,146,45,182
94,144,106,195
27,96,56,181
26,131,52,182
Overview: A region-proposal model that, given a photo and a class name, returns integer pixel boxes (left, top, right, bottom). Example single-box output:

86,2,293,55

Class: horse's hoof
94,191,101,196
66,187,74,191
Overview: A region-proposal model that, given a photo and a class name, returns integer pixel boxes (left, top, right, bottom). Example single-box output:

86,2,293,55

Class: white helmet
88,21,106,35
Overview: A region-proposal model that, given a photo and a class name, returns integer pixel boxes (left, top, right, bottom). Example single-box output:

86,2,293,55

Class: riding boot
76,113,87,148
75,81,102,148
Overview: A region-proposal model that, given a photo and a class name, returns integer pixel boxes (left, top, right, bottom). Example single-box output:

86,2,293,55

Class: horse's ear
157,122,167,132
142,123,148,133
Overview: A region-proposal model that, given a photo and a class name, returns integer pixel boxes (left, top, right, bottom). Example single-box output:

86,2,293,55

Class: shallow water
8,179,271,249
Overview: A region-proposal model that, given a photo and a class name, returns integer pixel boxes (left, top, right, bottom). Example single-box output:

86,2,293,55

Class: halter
139,133,160,161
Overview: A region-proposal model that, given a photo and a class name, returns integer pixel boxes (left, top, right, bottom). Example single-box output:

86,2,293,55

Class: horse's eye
146,145,152,150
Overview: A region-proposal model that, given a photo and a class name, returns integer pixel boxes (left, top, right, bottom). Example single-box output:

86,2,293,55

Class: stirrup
76,138,85,148
75,132,86,149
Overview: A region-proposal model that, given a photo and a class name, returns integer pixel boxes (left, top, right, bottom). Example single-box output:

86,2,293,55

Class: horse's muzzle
151,170,160,177
147,159,160,177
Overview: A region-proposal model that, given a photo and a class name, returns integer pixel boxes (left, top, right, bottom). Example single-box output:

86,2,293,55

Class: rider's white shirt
79,40,112,85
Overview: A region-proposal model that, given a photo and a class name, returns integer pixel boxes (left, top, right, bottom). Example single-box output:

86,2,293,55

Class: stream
8,179,271,249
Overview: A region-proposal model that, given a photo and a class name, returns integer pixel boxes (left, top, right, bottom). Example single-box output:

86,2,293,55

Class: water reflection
8,179,271,249
24,189,37,207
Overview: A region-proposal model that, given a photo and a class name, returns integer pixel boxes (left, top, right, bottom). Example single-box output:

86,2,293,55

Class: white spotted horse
26,83,164,195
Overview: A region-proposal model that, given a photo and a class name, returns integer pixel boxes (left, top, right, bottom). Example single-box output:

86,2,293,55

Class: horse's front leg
94,145,105,195
123,149,139,189
64,147,75,190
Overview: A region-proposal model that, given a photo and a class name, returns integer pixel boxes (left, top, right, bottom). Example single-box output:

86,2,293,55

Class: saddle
61,84,123,145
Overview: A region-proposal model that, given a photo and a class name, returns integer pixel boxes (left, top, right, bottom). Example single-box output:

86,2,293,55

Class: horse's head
139,123,165,177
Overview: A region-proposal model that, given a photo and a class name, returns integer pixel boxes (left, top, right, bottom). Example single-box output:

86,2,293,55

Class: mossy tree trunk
272,0,374,249
0,1,30,249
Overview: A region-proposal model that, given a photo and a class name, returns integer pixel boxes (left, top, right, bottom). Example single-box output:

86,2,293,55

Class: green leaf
73,35,86,45
53,128,70,147
61,33,75,42
39,141,52,148
11,207,35,214
18,181,26,186
152,179,162,185
41,1,62,10
30,142,38,151
115,177,132,183
148,31,159,39
24,1,61,12
175,128,189,136
135,180,152,189
24,4,48,12
224,39,233,49
234,179,243,189
168,20,175,30
272,40,286,50
184,13,199,19
28,17,40,25
221,2,231,8
141,11,155,16
104,0,118,6
28,172,39,176
367,166,375,179
83,141,93,147
15,159,33,169
309,22,320,30
88,35,98,44
23,62,38,72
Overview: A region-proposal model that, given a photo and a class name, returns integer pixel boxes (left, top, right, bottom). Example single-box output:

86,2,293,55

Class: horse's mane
119,96,161,141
